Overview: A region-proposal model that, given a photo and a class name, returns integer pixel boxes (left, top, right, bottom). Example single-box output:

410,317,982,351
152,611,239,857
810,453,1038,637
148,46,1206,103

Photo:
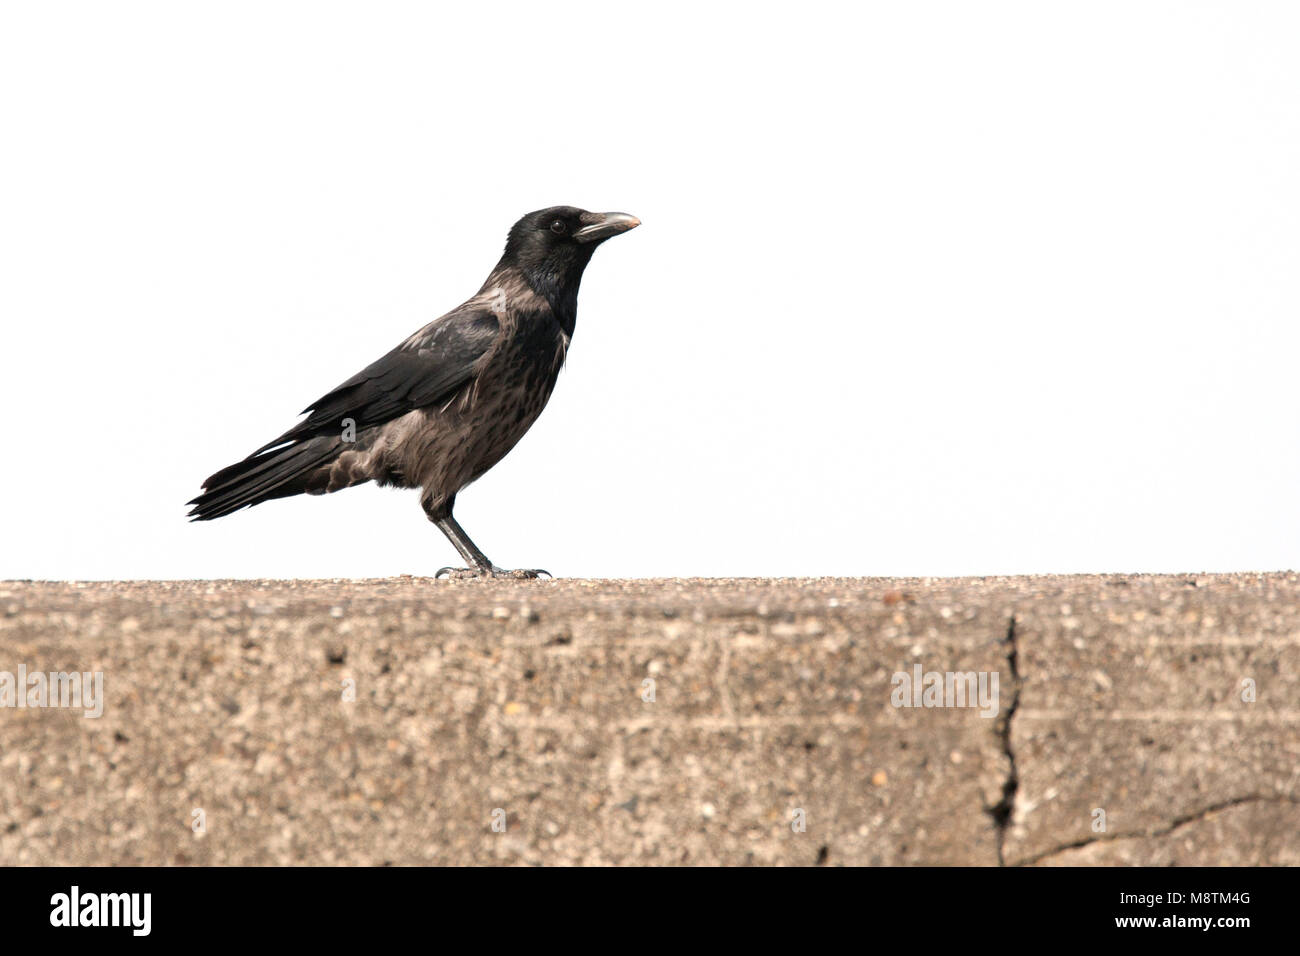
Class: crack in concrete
989,610,1300,866
1013,793,1300,866
985,614,1021,866
717,634,737,729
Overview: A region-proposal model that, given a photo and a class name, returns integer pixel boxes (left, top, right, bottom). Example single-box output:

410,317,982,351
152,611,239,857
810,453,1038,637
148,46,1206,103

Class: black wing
253,307,501,455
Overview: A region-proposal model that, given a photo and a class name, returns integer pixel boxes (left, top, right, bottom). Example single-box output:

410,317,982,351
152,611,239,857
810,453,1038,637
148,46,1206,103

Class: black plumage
187,206,640,577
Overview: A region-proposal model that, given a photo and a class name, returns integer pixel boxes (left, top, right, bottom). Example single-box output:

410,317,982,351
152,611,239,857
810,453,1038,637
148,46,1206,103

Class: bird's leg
434,512,492,573
430,509,550,579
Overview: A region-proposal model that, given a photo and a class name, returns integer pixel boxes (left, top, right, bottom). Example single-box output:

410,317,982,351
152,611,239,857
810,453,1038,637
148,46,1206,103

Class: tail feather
199,441,306,497
187,438,340,521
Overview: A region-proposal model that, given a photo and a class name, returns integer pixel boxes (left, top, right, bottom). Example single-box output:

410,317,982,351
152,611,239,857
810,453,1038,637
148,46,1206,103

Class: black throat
495,225,599,339
520,265,583,338
497,246,594,339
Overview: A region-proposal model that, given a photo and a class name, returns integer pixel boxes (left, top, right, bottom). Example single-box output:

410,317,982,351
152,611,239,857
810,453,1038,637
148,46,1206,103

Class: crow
187,206,640,578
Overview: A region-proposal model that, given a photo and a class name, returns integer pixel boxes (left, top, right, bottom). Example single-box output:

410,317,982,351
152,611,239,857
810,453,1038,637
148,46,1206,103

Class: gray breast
408,313,568,508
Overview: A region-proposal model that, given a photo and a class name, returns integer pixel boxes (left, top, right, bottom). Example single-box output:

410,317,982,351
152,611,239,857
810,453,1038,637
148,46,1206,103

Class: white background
2,1,1297,580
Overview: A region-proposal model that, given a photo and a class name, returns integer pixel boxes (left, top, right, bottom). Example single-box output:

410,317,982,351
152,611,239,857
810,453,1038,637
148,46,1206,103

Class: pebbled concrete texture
0,574,1295,866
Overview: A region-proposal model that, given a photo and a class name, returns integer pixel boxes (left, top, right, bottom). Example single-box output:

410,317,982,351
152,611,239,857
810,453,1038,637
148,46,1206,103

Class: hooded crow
187,206,640,578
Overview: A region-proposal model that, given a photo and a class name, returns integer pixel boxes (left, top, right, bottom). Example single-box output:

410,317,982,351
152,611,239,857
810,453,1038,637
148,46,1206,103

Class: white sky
2,1,1297,580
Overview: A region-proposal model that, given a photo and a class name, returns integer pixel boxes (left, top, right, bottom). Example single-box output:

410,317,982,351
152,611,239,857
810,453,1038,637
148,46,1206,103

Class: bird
187,206,640,578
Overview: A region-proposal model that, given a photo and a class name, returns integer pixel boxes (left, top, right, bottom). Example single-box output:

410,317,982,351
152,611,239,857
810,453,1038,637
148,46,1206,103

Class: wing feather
252,307,500,454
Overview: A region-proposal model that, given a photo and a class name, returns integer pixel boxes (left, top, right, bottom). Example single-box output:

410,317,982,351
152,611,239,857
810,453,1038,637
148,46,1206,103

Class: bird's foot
435,566,553,580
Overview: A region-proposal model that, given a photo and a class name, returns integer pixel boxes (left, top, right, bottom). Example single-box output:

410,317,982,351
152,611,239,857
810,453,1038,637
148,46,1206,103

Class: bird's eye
550,220,567,235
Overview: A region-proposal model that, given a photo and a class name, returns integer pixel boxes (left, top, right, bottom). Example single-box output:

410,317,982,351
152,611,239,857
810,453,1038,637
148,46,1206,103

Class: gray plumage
188,206,640,577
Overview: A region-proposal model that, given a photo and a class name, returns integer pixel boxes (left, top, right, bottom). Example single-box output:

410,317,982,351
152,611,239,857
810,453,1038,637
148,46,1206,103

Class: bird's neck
530,270,581,338
492,263,582,338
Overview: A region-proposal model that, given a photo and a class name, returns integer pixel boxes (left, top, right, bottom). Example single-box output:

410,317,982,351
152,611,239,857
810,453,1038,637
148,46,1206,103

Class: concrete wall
1,574,1296,865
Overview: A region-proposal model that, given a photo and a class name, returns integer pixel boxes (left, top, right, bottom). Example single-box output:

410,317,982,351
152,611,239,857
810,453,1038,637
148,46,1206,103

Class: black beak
573,211,641,244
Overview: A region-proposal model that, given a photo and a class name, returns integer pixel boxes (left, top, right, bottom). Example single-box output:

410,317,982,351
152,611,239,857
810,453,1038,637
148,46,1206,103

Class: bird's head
500,206,640,290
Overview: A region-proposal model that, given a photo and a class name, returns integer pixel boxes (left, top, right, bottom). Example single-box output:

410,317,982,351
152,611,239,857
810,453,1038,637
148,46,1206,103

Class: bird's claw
436,566,553,580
